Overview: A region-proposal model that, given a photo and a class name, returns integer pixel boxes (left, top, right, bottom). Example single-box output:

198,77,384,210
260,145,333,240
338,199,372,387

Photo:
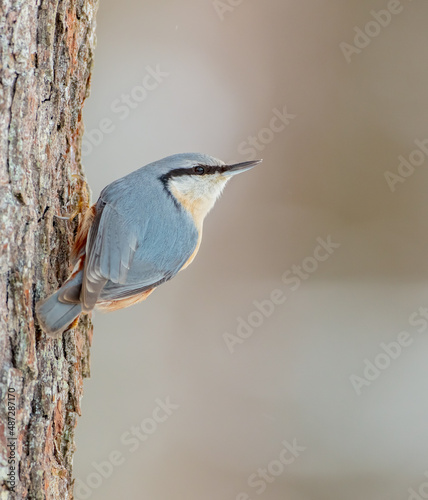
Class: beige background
74,1,428,499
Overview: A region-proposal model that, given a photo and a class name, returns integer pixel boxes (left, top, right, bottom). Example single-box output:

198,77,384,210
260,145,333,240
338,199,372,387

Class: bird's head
158,153,262,221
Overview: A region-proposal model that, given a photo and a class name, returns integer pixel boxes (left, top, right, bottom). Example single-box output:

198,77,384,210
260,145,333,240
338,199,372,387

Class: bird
36,153,262,338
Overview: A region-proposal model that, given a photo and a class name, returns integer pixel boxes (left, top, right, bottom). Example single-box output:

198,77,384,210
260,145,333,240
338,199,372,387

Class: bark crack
5,75,18,184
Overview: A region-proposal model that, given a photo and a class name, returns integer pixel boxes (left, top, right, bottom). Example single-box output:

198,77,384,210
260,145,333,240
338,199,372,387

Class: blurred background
74,1,428,499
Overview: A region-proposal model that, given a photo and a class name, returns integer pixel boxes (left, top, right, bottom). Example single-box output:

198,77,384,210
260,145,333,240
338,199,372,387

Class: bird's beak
222,159,263,177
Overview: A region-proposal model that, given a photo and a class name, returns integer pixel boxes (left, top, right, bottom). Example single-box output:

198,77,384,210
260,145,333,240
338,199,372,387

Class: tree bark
0,0,98,498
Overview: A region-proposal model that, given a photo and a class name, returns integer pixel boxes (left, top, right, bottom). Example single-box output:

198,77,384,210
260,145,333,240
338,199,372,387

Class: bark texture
0,0,98,498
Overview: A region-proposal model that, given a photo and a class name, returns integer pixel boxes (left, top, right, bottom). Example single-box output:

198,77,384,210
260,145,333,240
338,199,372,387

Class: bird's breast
168,183,215,230
180,230,202,271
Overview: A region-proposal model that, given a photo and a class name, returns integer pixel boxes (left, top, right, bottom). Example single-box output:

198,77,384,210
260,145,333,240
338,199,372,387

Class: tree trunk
0,0,98,498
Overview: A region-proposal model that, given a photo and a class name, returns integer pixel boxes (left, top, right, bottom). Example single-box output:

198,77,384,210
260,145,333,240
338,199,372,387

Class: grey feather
36,271,83,338
81,157,199,310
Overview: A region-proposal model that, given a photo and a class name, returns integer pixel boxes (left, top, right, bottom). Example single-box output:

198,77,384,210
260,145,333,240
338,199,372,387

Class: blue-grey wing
81,180,197,311
99,216,197,302
81,200,136,310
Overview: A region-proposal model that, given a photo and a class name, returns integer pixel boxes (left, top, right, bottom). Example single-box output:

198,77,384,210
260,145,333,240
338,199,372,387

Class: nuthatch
36,153,262,337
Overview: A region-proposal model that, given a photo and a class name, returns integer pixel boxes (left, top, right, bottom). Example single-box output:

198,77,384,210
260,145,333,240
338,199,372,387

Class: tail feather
36,272,84,338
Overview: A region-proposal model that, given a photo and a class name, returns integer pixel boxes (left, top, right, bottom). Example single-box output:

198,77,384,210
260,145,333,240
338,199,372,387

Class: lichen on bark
0,0,98,498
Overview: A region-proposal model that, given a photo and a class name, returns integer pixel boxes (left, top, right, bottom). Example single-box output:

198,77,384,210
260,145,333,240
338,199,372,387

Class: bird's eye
194,166,205,175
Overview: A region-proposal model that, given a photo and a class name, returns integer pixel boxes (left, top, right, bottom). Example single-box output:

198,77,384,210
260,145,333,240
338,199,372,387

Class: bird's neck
168,184,215,228
168,177,227,228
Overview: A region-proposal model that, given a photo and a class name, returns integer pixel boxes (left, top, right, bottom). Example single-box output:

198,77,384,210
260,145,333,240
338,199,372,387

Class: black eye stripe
163,164,224,179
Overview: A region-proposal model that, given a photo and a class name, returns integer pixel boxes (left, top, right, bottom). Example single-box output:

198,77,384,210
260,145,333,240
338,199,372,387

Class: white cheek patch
169,174,228,203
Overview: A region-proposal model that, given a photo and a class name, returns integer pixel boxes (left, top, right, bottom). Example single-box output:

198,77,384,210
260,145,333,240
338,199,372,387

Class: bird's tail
36,271,84,338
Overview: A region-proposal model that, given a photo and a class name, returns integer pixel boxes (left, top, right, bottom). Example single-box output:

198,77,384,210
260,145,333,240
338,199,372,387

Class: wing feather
82,201,141,311
80,180,198,312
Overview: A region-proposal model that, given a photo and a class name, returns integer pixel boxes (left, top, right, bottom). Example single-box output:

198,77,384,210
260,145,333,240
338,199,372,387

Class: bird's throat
168,176,226,227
